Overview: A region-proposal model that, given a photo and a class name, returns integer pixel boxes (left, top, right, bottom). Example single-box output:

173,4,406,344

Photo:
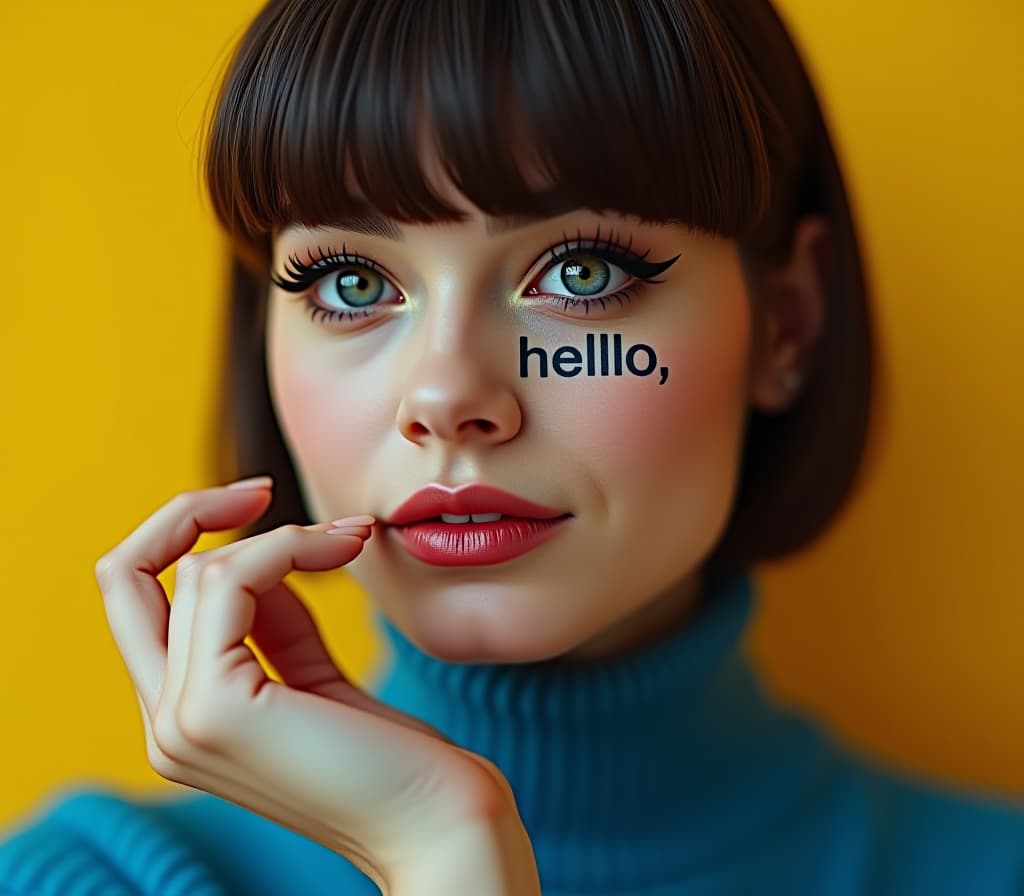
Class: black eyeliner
549,226,680,283
271,244,379,293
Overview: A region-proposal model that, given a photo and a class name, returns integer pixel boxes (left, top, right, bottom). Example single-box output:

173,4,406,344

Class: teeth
439,512,504,524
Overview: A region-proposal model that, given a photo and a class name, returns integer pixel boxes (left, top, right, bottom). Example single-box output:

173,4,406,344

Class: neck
368,569,829,890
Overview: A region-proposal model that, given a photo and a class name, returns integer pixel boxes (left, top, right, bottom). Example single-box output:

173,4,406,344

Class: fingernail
325,526,372,536
329,514,375,526
226,475,274,490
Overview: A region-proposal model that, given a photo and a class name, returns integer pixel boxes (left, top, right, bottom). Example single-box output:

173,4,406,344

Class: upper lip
386,484,570,525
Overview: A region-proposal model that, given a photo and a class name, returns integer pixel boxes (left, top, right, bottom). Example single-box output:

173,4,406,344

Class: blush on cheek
557,333,747,469
267,344,380,519
561,327,750,579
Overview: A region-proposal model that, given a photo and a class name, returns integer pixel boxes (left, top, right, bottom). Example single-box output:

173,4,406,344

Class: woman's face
266,163,758,664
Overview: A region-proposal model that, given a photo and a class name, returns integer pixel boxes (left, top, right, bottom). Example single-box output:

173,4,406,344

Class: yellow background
1,1,1021,830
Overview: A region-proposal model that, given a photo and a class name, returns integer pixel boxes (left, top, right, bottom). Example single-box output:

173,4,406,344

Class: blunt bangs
203,0,787,262
204,0,875,578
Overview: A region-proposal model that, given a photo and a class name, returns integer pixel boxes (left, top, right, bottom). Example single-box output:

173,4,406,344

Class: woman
2,0,1022,893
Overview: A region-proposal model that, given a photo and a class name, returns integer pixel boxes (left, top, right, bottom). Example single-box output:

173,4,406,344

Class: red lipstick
385,484,572,566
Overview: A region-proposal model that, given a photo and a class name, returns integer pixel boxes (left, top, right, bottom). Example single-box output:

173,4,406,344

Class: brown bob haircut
201,0,875,582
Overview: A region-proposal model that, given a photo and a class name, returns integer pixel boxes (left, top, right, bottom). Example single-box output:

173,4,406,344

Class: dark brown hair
200,0,876,580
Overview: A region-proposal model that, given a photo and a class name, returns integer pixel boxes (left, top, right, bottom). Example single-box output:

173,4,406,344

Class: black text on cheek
519,334,670,385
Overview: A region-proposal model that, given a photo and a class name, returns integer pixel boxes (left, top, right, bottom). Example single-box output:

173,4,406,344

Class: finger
161,521,346,713
95,482,274,713
247,578,451,742
182,517,451,743
249,580,357,694
185,524,371,694
179,517,451,743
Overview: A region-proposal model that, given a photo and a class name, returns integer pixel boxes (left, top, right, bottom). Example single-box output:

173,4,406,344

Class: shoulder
0,785,228,896
839,747,1024,893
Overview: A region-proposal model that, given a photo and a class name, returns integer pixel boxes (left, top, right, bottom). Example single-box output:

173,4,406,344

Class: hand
93,478,540,895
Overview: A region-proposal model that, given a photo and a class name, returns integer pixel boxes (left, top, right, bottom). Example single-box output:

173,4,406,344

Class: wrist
387,811,540,896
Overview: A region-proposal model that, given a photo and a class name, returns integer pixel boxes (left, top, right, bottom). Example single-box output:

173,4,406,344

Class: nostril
472,419,498,434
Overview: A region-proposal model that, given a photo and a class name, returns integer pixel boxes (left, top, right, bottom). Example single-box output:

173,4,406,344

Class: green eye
560,255,611,296
330,268,385,307
271,245,404,329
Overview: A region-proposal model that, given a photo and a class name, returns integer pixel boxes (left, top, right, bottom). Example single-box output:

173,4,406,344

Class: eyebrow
306,192,584,241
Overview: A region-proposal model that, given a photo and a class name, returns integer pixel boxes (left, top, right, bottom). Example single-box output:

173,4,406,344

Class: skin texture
94,484,544,894
266,148,828,666
94,145,826,895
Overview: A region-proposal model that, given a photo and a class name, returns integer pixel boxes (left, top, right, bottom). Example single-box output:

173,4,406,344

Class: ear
748,214,832,413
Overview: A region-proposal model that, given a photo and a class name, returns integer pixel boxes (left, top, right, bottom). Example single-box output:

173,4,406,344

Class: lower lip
389,516,571,567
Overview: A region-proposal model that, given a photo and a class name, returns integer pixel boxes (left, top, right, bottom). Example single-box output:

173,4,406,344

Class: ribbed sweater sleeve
0,789,227,896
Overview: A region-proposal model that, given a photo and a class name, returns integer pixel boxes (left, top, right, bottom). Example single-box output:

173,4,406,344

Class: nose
395,348,523,448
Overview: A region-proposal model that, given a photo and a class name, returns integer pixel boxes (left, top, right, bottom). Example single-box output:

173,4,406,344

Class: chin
391,586,583,665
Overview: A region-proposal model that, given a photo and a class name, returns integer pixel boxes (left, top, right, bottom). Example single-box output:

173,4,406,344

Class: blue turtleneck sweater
2,569,1022,895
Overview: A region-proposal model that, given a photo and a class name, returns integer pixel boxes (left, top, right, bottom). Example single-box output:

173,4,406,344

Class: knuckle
152,707,191,764
145,737,184,782
198,557,233,586
175,559,206,593
93,551,121,589
170,489,201,512
175,552,202,581
175,691,229,753
455,755,517,823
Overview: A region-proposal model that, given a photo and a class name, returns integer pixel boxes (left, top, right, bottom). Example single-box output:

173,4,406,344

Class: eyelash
271,226,678,327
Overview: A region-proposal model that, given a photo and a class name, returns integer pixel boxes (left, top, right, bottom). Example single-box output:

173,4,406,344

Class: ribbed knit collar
369,569,831,894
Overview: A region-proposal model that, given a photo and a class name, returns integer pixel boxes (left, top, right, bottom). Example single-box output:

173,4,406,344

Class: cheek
608,333,746,459
266,315,387,514
536,289,751,523
565,315,749,462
